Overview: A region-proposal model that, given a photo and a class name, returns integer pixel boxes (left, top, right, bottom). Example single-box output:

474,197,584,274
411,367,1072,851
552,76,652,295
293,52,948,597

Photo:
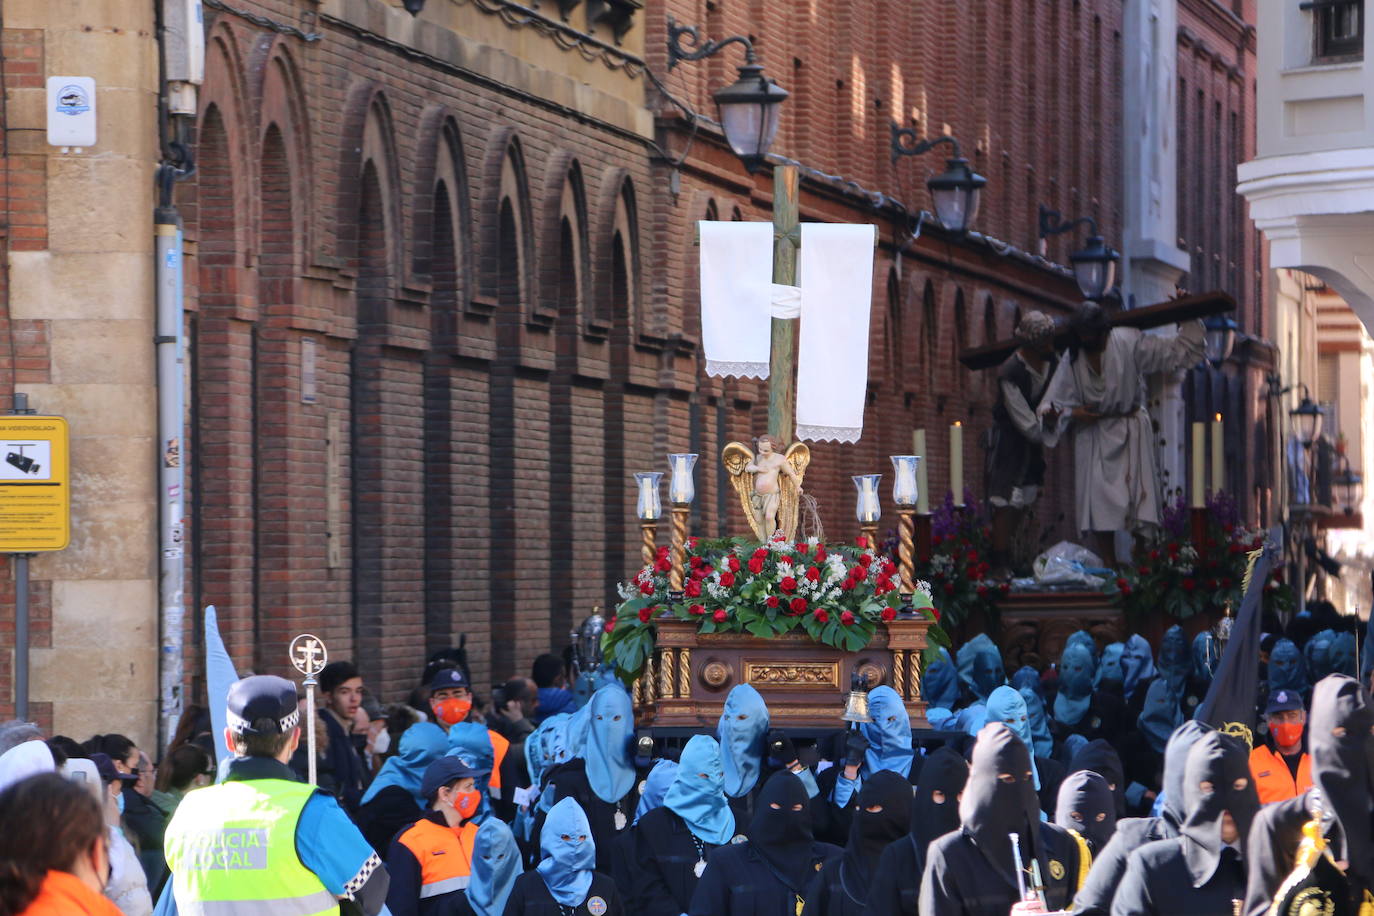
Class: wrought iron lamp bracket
667,17,757,69
889,125,961,163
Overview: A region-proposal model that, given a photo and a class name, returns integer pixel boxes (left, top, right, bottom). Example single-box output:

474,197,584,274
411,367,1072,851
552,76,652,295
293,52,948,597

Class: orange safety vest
396,814,479,902
488,729,509,792
1249,743,1313,805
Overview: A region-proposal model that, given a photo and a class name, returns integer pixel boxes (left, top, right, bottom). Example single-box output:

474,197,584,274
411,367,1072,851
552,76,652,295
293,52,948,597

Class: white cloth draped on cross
697,220,876,443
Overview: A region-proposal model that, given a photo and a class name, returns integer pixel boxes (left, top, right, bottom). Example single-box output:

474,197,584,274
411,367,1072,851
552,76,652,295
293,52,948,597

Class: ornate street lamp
668,20,789,173
891,127,987,234
1203,314,1239,366
1037,205,1120,300
1290,385,1324,446
1334,456,1363,515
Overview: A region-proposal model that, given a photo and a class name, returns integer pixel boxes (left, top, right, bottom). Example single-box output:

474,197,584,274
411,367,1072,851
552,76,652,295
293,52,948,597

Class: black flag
1195,528,1282,749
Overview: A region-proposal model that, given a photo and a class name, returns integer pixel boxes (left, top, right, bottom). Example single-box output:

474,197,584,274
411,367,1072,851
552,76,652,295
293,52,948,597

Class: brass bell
841,671,872,724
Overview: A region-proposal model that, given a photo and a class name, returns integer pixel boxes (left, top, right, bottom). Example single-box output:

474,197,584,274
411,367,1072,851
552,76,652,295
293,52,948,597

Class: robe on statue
1042,322,1204,533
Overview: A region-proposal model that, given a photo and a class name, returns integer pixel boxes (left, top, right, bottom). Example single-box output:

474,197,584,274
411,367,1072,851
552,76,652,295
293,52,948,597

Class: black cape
801,771,911,915
867,747,968,915
502,870,623,916
631,805,736,915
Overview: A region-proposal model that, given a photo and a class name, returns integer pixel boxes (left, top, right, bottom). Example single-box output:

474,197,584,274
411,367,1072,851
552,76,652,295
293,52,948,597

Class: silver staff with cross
289,633,328,786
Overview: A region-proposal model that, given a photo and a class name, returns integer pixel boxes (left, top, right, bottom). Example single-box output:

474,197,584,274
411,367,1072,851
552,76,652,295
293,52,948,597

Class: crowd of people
0,603,1371,916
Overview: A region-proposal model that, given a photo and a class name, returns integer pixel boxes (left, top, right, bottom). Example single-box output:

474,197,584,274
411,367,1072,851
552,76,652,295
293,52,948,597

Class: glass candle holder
668,453,699,505
890,455,921,507
852,474,882,523
635,471,663,520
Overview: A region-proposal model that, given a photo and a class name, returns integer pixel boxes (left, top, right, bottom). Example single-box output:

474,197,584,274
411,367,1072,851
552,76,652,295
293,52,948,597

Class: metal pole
768,164,800,442
11,392,32,719
156,213,187,751
304,674,318,786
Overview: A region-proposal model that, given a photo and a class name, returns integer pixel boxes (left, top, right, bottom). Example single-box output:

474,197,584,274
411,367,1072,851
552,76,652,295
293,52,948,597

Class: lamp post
1335,456,1363,516
853,473,882,549
635,471,663,567
667,454,698,593
890,456,921,597
891,127,987,234
669,20,797,440
1203,314,1238,366
1037,205,1120,300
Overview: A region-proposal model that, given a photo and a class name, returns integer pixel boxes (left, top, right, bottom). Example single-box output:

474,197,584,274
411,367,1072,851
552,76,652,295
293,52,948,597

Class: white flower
914,579,933,596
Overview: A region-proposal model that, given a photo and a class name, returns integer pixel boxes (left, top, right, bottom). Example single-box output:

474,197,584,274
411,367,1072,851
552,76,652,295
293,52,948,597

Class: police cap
226,675,301,736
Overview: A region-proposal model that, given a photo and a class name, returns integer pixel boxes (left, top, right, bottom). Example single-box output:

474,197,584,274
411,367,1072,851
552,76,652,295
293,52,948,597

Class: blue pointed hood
446,722,496,820
537,797,596,907
987,685,1039,789
1065,630,1098,662
1191,632,1218,686
539,713,574,767
1120,635,1157,699
585,685,636,803
1010,666,1043,699
1018,686,1055,759
1158,625,1190,696
1329,632,1357,678
1305,629,1337,681
1269,638,1309,694
717,684,769,798
359,722,448,807
1054,643,1095,726
956,634,1006,702
634,759,679,824
466,818,521,916
1138,677,1182,754
859,686,914,778
1095,642,1125,690
665,735,735,845
922,648,960,710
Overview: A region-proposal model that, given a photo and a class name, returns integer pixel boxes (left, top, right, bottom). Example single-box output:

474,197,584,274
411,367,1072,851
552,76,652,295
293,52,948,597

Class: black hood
1070,738,1126,818
960,722,1044,891
748,769,815,892
1161,720,1214,831
1180,731,1259,887
840,769,913,898
1054,769,1117,853
911,746,969,848
1310,674,1374,891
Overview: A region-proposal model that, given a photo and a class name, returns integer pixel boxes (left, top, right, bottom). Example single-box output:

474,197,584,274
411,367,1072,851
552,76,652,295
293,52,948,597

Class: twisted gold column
893,650,907,699
678,648,692,699
897,509,915,595
909,652,922,702
669,503,690,592
642,654,656,705
659,648,676,699
641,521,657,569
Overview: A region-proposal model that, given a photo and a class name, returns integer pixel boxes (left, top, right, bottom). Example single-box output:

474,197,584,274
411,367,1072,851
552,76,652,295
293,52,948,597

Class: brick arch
255,41,312,277
411,110,472,294
538,153,590,331
593,171,641,334
193,24,254,271
477,130,534,316
336,85,404,286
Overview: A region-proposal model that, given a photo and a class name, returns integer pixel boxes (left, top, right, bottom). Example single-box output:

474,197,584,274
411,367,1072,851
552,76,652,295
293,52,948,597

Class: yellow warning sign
0,416,70,552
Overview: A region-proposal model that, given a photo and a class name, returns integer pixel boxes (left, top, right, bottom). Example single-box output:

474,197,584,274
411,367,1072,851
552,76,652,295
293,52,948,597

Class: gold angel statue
722,436,810,541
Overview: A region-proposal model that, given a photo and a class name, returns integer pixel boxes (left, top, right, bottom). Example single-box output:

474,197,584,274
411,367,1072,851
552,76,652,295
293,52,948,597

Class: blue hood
665,735,735,846
987,685,1039,789
1120,635,1157,699
538,713,574,768
537,797,596,907
1054,643,1096,726
360,722,448,807
1019,686,1055,759
1305,629,1336,681
1158,625,1190,696
446,723,496,820
536,687,576,722
466,818,521,916
1138,677,1181,754
956,634,1006,702
1065,630,1098,662
859,686,914,779
1095,642,1125,690
717,684,769,798
922,648,960,710
634,759,679,824
1010,666,1043,699
1191,632,1218,685
1329,632,1357,678
585,686,636,803
1269,638,1309,694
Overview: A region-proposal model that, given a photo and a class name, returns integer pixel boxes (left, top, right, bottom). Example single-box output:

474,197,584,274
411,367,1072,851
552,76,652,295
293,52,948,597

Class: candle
914,429,929,514
1211,413,1224,495
951,421,964,506
1190,421,1205,508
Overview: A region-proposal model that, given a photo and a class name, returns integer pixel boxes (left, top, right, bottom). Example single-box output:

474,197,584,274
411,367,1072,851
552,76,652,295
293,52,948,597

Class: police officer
1248,689,1312,805
385,755,488,915
162,675,390,916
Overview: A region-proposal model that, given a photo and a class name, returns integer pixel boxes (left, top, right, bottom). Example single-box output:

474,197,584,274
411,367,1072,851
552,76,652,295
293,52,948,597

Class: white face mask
369,728,391,756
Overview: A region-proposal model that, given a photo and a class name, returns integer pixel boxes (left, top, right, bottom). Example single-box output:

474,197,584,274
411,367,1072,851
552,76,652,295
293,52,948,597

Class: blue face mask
361,721,448,808
1019,686,1055,759
1054,644,1096,726
1095,643,1125,690
957,634,1006,702
585,686,635,804
1158,625,1190,694
664,735,735,846
1138,678,1181,754
634,759,679,824
1269,639,1309,694
922,649,960,710
115,790,125,814
1120,635,1157,698
859,686,914,778
537,798,596,907
467,818,521,916
987,685,1039,789
1010,666,1042,698
717,684,769,798
1065,631,1097,662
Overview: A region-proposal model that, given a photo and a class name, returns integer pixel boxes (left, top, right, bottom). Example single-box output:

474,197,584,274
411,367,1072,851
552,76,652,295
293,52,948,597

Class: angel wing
778,442,811,540
721,441,765,541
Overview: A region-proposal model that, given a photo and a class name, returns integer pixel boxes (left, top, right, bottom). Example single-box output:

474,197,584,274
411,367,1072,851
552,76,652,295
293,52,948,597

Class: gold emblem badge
1048,859,1065,881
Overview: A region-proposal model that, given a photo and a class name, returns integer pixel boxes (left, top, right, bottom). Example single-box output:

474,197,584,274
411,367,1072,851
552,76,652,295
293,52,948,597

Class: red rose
713,609,727,623
656,558,672,572
782,555,795,565
688,537,699,548
1116,577,1128,589
875,578,892,596
728,556,741,572
719,571,736,587
796,542,810,554
931,605,942,621
805,566,821,582
690,556,704,569
1167,543,1180,556
1121,584,1132,595
689,603,705,616
766,595,780,608
944,582,956,595
932,534,943,546
1138,566,1150,576
639,581,656,596
1149,550,1160,561
1182,578,1196,592
604,620,615,633
638,606,654,623
780,576,798,593
841,610,855,626
685,580,702,598
813,608,829,623
858,554,873,568
790,597,808,614
976,585,989,598
880,606,897,622
966,550,979,563
965,566,979,579
855,536,869,549
753,547,769,559
998,582,1010,594
657,544,670,559
748,557,765,575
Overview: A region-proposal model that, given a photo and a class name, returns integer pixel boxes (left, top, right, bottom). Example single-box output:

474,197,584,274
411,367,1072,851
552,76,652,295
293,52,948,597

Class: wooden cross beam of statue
957,290,1238,372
